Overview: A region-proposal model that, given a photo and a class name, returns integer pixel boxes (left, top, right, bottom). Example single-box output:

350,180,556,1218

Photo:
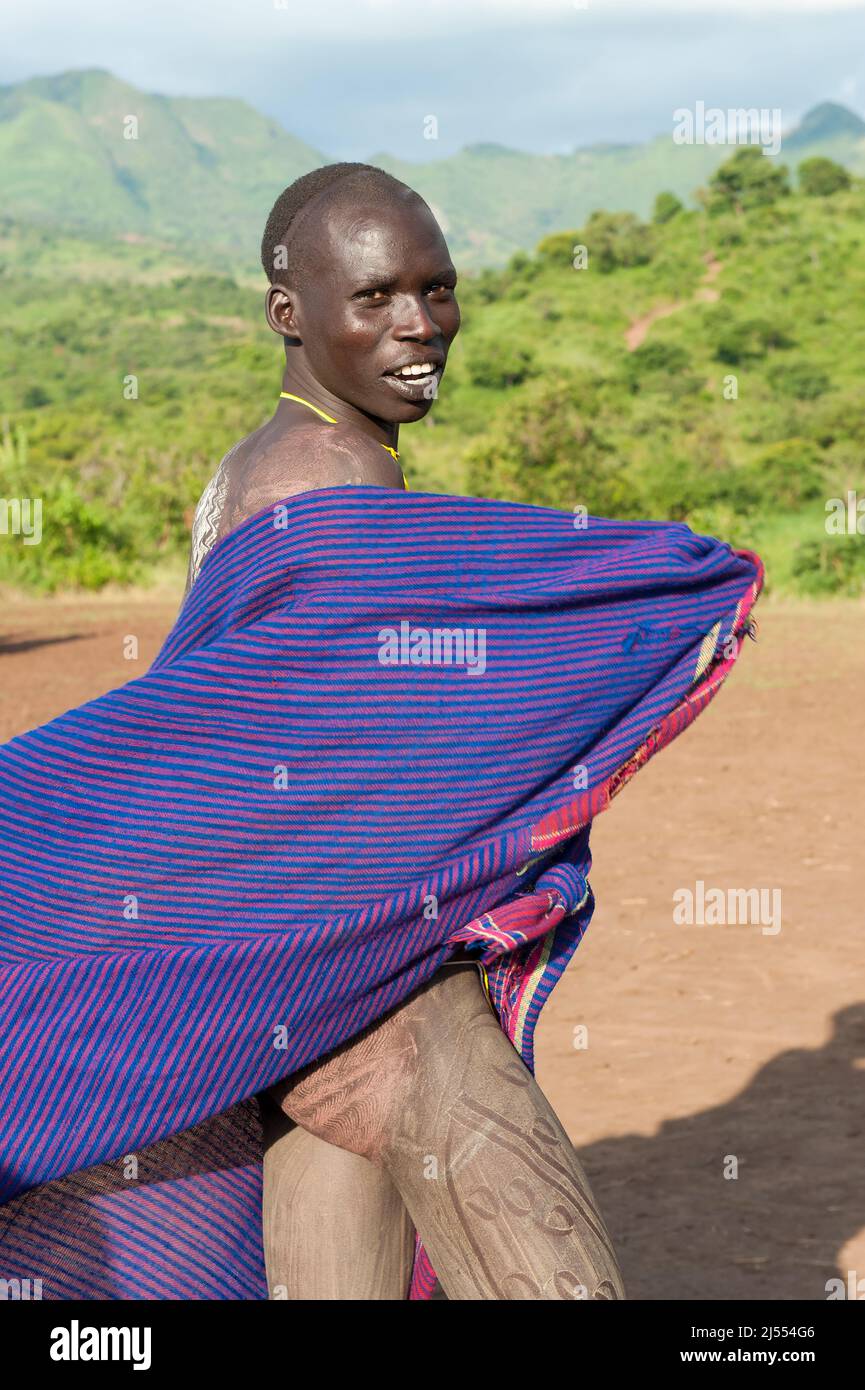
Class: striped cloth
0,485,762,1300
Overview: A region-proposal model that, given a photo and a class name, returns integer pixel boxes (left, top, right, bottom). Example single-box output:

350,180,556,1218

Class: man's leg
275,964,624,1301
259,1095,415,1299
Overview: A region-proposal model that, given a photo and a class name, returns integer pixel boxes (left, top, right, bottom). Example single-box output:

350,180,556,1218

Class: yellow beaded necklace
279,391,404,474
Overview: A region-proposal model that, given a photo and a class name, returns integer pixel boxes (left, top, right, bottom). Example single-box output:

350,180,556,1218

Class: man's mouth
382,360,443,400
387,362,439,380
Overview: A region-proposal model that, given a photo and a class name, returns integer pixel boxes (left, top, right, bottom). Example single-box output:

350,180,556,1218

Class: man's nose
393,294,440,340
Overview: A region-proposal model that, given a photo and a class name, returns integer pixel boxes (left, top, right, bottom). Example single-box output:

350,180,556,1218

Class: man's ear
265,284,301,340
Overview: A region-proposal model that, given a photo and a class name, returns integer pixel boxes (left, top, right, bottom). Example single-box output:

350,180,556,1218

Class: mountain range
2,69,864,268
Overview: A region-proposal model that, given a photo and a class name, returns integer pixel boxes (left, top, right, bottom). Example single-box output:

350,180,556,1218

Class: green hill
1,148,863,598
0,69,327,258
2,69,864,268
785,100,865,161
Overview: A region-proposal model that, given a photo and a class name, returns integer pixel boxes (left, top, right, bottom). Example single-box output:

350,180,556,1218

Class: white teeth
394,363,436,378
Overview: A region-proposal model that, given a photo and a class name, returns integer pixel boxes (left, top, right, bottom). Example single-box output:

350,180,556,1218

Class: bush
472,267,507,303
768,361,831,400
465,338,538,390
792,538,865,595
535,229,583,269
810,391,865,449
508,250,531,274
506,250,543,281
532,294,563,323
798,157,851,197
707,147,791,215
464,373,641,516
709,307,795,363
636,453,726,521
653,191,684,224
682,504,758,553
710,214,747,248
0,474,144,592
740,438,827,511
580,211,655,273
23,384,50,408
622,341,698,396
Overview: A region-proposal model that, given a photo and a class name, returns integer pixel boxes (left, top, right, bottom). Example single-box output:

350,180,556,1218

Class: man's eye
358,288,389,302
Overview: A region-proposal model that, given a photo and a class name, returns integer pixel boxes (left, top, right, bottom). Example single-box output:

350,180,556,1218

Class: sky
1,0,864,159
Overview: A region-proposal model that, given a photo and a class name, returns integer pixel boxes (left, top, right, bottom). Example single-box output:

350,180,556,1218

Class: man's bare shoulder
220,422,404,533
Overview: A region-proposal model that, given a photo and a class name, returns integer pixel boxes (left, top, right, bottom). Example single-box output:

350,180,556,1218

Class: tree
792,538,865,596
706,147,791,215
621,341,701,398
709,306,795,363
743,438,826,510
580,211,655,272
768,360,831,400
653,191,684,224
465,338,538,390
535,229,583,268
473,266,506,303
23,384,51,408
798,156,851,197
464,374,641,516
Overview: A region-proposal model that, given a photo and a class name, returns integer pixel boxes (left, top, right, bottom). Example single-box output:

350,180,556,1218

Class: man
185,162,624,1300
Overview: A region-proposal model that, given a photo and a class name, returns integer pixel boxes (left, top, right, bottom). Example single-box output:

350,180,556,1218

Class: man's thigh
268,963,487,1163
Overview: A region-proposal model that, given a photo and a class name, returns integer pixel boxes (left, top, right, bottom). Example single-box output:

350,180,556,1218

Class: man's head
261,163,460,424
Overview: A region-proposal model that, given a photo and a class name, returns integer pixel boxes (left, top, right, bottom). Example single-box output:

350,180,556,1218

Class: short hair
260,162,418,289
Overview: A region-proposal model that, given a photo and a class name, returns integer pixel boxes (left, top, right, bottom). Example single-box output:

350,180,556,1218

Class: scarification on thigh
440,1096,621,1299
272,1002,421,1162
444,1093,613,1244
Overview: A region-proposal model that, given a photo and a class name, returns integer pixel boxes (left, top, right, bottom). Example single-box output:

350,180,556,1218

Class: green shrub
798,157,851,197
710,308,795,363
472,267,507,303
0,475,144,592
532,294,564,323
707,147,791,215
792,538,865,595
636,454,722,520
768,361,831,399
682,504,759,553
23,384,50,408
740,438,827,510
810,391,865,449
580,211,655,273
535,229,583,268
653,191,684,224
622,341,700,397
464,373,642,516
465,338,539,389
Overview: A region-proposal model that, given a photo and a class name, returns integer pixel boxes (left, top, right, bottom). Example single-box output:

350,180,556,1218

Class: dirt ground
1,591,863,1301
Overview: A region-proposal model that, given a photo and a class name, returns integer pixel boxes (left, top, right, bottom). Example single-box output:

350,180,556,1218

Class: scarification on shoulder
188,443,239,590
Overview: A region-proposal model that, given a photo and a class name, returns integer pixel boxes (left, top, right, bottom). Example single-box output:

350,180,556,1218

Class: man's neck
278,366,399,456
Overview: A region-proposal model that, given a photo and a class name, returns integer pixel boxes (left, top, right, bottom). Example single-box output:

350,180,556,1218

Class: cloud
1,0,863,160
4,0,865,47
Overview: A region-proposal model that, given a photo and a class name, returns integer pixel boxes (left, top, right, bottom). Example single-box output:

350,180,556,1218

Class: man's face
285,194,460,423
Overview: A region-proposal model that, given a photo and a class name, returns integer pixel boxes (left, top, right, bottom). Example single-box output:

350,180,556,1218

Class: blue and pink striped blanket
0,486,762,1299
